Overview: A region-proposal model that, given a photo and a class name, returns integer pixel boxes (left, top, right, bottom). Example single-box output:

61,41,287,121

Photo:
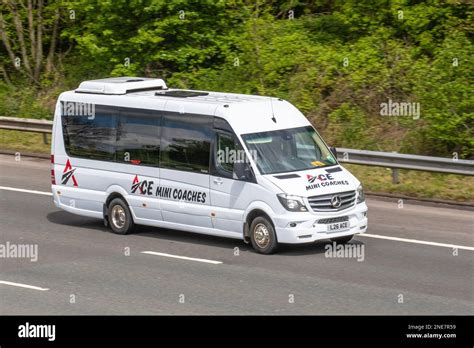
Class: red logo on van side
61,159,78,186
131,175,144,194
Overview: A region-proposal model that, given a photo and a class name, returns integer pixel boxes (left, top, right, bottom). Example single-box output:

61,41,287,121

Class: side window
116,108,160,165
62,104,117,161
216,133,236,174
160,113,213,174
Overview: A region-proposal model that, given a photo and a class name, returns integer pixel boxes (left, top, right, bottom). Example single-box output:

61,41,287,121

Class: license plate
327,221,349,233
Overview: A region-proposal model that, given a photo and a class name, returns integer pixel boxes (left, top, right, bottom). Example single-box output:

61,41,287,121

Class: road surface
0,154,473,314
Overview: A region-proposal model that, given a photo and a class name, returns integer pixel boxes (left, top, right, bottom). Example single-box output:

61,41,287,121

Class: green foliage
326,103,377,150
60,0,246,78
0,82,52,119
1,0,472,158
410,31,474,157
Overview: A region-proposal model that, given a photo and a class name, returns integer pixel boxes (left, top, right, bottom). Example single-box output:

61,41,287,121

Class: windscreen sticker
61,159,78,187
131,175,206,203
311,160,325,167
306,173,349,191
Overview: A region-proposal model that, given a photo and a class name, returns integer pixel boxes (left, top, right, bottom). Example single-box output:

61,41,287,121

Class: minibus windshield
242,126,337,175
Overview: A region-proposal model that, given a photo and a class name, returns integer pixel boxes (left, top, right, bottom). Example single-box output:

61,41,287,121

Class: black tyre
249,216,278,254
107,197,136,235
330,235,353,244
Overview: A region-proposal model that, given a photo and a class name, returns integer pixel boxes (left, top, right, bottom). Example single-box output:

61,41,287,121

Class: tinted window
116,108,160,165
216,133,236,173
213,117,234,132
160,113,213,173
62,104,117,160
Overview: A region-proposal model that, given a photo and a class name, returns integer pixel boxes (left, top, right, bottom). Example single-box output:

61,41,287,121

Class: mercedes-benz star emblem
330,195,342,208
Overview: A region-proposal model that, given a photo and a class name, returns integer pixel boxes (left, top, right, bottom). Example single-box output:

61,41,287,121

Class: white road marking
359,233,474,251
141,251,223,264
0,280,49,291
0,186,52,196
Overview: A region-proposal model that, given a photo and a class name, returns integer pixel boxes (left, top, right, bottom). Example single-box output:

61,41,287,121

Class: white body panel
52,77,368,245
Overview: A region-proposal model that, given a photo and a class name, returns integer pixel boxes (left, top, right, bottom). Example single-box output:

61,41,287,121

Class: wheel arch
103,186,132,225
243,203,276,243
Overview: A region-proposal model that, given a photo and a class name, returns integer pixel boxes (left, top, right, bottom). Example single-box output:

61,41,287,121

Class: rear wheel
249,216,278,254
107,198,135,235
330,235,353,244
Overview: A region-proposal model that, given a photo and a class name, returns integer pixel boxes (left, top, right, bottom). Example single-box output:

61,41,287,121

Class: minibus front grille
308,190,356,212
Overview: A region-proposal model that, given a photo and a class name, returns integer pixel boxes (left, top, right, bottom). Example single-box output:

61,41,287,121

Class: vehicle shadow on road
47,211,109,232
47,210,365,256
135,225,255,252
46,210,252,251
278,239,366,256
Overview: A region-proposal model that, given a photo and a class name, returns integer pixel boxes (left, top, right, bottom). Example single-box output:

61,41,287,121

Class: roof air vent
75,77,167,95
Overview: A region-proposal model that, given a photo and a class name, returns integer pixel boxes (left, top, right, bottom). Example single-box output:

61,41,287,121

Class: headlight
277,194,308,212
357,184,365,203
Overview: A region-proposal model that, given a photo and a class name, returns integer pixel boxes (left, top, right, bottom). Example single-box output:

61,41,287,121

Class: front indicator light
356,185,365,203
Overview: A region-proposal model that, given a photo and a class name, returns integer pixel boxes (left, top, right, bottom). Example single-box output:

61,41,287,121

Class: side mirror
330,146,338,159
234,160,255,182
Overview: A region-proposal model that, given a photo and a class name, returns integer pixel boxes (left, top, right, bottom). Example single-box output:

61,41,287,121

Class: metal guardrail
0,116,52,145
0,116,473,181
336,148,473,183
0,116,52,133
336,148,474,176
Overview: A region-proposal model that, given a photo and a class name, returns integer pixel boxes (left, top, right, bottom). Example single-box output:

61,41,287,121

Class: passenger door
209,131,250,233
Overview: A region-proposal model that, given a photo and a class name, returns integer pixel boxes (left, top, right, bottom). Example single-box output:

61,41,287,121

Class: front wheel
330,235,353,244
107,198,136,235
249,216,278,254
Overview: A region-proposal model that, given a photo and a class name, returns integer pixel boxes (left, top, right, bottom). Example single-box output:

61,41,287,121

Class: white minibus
51,77,368,254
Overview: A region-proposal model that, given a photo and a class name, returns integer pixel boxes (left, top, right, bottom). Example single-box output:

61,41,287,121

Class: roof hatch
75,77,167,95
155,90,209,98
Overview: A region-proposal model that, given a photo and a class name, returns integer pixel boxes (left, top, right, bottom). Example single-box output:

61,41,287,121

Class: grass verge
0,129,51,154
345,164,473,203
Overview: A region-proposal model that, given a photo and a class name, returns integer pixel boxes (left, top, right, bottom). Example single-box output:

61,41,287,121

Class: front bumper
273,202,368,244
